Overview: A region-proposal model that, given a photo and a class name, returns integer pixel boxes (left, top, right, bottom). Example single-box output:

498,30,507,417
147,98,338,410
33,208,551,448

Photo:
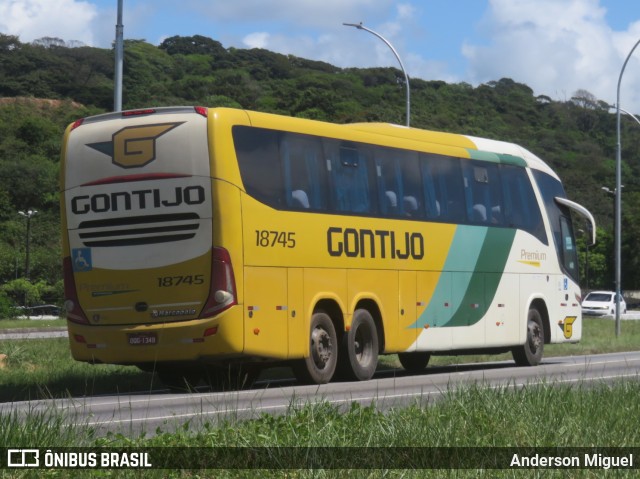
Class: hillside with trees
1,32,639,310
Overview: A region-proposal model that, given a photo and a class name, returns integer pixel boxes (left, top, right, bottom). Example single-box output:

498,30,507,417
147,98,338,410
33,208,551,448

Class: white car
581,291,627,317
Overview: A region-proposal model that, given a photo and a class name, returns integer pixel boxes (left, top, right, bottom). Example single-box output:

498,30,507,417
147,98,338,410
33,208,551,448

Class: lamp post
615,37,640,337
609,105,640,125
343,22,411,127
18,209,37,281
114,0,124,112
602,186,621,291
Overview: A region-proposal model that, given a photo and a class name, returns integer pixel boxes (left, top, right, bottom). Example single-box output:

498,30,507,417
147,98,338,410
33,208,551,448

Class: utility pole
114,0,124,112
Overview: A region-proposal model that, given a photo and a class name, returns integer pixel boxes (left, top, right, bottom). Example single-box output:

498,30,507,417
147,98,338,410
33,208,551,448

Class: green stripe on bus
466,149,527,167
411,226,516,329
444,227,516,327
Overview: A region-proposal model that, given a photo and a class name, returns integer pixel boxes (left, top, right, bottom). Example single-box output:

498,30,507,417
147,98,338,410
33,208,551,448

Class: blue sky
3,0,640,111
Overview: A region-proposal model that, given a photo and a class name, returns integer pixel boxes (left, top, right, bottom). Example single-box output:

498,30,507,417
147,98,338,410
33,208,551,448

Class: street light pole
614,37,640,337
114,0,124,112
343,22,411,127
615,106,640,128
18,209,37,281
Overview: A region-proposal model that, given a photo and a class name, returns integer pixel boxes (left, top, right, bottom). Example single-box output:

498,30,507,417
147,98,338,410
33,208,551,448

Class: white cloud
463,0,640,111
0,0,97,45
243,32,270,49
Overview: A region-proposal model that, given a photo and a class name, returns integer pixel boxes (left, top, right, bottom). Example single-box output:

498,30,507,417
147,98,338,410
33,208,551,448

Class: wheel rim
354,324,372,366
311,326,332,370
527,320,542,354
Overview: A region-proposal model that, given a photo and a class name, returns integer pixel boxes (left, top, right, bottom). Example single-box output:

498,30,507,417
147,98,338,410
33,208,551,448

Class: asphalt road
2,351,639,437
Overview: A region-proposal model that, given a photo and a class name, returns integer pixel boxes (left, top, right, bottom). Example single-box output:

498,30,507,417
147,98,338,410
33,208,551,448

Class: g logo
112,123,182,168
88,122,184,169
562,316,577,339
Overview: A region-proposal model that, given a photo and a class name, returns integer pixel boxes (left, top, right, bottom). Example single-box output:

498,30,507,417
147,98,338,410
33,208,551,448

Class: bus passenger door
244,267,289,358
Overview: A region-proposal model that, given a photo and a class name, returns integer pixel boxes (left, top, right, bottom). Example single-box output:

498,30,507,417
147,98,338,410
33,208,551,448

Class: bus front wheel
512,307,544,366
338,309,379,381
398,352,431,373
293,311,338,384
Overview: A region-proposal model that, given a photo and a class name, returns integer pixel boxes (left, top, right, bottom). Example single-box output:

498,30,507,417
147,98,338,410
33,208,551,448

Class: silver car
581,291,627,316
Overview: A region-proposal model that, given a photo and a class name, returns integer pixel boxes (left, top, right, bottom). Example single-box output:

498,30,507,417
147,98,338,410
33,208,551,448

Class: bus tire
513,307,544,366
398,352,431,373
338,309,379,381
293,311,338,384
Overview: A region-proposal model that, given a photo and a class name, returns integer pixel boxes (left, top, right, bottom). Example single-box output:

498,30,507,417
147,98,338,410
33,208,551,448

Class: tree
160,35,226,58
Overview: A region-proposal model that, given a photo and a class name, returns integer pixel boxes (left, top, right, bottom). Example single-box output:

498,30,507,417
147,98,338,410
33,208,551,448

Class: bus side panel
287,268,305,358
243,266,288,359
484,273,519,346
451,272,486,348
398,271,418,352
414,271,453,351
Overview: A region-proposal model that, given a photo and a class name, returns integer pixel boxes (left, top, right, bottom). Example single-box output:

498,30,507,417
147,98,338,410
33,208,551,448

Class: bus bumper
66,306,244,365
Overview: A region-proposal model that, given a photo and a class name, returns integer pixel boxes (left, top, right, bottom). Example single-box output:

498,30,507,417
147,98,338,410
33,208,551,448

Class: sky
2,0,640,112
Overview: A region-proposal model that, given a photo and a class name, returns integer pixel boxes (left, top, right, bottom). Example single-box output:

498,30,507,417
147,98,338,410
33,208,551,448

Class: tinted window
420,153,465,223
534,170,578,280
375,148,424,218
233,126,284,208
501,165,546,243
325,140,375,214
462,160,503,225
281,133,328,210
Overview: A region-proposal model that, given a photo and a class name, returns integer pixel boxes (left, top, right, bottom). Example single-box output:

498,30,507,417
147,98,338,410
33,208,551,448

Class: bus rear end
60,107,242,367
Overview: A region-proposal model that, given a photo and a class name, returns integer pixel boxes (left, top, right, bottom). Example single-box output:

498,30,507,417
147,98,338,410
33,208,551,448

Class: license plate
128,333,158,346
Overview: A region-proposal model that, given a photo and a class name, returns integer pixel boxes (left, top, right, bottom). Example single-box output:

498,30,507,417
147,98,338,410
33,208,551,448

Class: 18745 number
255,230,296,248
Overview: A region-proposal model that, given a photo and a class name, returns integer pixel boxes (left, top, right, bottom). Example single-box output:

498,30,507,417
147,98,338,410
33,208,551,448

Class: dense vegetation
1,32,640,308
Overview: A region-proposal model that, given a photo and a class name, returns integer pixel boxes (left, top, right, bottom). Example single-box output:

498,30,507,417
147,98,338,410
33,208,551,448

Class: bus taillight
63,257,89,324
200,247,237,318
194,106,208,117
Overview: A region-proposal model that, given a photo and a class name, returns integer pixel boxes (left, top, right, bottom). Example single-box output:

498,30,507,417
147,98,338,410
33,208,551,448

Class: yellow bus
60,107,595,388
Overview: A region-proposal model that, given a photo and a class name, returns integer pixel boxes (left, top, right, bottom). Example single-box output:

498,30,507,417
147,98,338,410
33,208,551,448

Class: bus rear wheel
513,307,544,366
337,309,379,381
293,311,338,384
398,352,431,373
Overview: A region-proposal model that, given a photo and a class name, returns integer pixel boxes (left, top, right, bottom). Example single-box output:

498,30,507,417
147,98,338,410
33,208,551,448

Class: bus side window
374,148,401,217
502,165,546,243
233,126,284,208
280,133,327,211
399,151,424,219
421,153,465,224
325,140,375,214
462,161,503,225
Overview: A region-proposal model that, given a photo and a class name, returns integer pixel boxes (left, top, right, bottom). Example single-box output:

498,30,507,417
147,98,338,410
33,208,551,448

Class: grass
0,317,66,329
1,318,639,402
1,381,639,477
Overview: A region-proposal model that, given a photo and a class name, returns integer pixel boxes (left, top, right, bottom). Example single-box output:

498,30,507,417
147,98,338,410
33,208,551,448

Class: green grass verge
2,381,639,477
0,317,66,329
